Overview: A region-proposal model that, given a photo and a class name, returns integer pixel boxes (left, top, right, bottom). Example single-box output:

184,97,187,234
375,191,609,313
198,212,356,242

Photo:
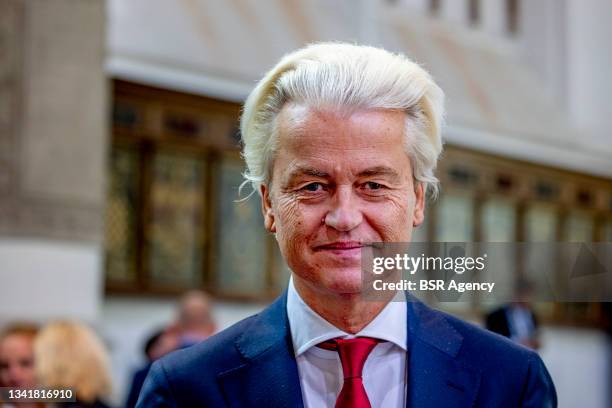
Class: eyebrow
285,166,330,181
357,166,401,182
284,165,401,183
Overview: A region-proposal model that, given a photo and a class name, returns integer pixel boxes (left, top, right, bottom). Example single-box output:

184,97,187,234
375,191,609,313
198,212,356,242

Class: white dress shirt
287,278,407,408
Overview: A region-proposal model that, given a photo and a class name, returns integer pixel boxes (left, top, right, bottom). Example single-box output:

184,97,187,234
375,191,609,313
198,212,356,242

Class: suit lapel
216,291,481,407
405,298,481,407
217,293,304,408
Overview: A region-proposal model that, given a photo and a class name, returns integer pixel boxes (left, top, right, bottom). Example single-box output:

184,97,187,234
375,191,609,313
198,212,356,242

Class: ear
260,183,276,233
412,182,425,227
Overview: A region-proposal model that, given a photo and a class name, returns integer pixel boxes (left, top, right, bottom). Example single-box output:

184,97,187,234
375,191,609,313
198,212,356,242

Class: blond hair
240,42,445,198
34,321,112,404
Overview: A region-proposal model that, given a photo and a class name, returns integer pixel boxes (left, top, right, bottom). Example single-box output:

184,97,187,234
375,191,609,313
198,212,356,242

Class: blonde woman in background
34,321,112,408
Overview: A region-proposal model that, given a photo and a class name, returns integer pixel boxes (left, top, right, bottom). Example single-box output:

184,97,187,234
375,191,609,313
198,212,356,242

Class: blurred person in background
0,324,38,388
486,279,540,350
124,329,177,408
174,290,215,348
34,321,113,408
0,323,39,408
126,290,214,407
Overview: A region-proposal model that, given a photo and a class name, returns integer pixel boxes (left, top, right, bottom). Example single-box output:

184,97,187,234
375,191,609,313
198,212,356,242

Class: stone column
0,0,108,323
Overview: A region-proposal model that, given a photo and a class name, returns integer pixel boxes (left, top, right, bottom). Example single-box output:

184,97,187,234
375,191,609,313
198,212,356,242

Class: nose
324,186,363,232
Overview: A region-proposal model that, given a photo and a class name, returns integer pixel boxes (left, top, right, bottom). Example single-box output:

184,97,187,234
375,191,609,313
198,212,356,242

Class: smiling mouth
315,242,365,251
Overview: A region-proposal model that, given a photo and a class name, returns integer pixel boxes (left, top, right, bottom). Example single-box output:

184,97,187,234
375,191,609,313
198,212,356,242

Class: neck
293,276,393,334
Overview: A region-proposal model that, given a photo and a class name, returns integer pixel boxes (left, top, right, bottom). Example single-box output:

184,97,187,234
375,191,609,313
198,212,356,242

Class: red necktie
319,337,381,408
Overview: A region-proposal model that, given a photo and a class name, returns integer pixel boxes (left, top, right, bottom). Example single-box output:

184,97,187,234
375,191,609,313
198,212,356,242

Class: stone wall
0,0,107,323
0,0,107,243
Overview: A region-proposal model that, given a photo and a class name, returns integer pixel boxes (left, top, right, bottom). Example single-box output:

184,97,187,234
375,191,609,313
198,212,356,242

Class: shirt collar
286,276,407,356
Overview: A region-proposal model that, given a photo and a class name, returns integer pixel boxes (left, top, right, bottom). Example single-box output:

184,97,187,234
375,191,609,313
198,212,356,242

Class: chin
321,268,365,294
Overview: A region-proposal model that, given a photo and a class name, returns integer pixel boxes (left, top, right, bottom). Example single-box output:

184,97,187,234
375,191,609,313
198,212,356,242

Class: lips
315,241,364,250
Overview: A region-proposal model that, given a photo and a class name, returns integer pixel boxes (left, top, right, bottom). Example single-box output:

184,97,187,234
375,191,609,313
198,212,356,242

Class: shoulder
137,293,290,407
136,312,260,407
444,309,531,363
165,313,258,372
434,308,556,406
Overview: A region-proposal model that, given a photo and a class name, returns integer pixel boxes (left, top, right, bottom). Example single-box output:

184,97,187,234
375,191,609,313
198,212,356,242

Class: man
486,280,540,350
137,43,556,407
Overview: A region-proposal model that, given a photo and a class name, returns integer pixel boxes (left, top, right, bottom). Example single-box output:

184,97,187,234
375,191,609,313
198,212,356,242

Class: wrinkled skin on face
0,334,36,388
261,104,424,301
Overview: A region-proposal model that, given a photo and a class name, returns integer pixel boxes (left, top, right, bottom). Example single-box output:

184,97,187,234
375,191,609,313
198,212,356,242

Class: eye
364,181,383,190
302,182,324,192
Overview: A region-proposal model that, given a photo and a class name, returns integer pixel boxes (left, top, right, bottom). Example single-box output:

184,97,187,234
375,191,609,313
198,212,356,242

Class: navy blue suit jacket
137,293,557,407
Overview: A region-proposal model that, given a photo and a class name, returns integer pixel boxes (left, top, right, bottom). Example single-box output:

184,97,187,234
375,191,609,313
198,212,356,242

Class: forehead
277,103,405,145
273,104,410,178
0,334,33,353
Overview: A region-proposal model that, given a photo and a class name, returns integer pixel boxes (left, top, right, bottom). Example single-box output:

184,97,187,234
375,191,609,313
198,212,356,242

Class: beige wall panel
0,0,107,242
20,0,107,205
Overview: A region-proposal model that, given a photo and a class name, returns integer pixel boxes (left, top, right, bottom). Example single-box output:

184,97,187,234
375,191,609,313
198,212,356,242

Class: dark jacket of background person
125,330,165,408
136,293,557,408
486,305,540,350
125,362,153,408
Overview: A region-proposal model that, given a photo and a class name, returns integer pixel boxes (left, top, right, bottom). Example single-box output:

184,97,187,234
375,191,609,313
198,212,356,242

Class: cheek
274,198,308,248
366,194,414,240
275,196,301,230
274,197,324,250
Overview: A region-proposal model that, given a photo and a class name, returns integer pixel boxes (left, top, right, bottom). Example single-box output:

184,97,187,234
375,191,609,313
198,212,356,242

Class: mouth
314,241,365,251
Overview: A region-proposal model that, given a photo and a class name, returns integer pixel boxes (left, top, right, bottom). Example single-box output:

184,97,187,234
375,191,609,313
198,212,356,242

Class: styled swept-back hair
240,42,445,198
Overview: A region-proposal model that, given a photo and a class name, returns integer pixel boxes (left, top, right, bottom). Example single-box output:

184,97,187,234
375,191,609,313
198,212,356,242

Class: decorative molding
106,55,253,103
446,124,612,179
0,198,103,242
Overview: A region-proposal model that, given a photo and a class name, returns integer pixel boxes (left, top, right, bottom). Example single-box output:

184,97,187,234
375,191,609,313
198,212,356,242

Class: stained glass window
435,193,474,241
148,151,206,287
434,192,475,310
481,198,517,302
565,211,594,242
525,204,557,241
104,146,139,283
212,156,270,296
524,204,558,316
482,198,516,242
